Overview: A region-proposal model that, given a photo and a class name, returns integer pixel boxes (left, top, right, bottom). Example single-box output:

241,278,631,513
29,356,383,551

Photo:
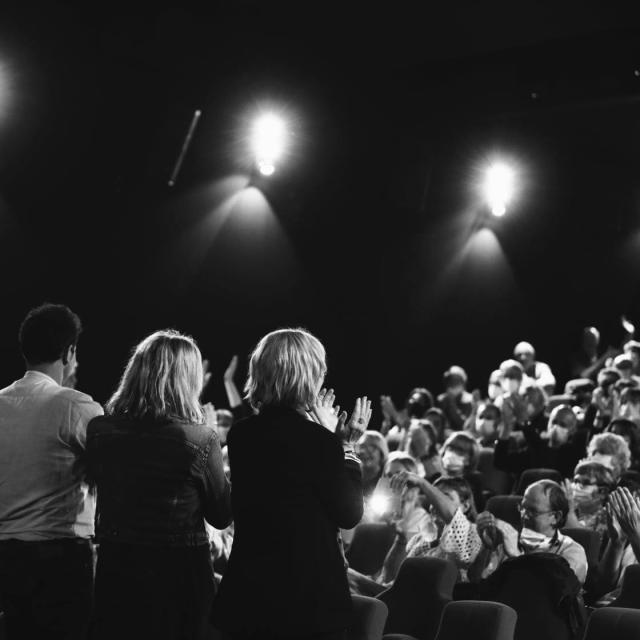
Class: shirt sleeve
64,395,104,452
561,539,588,584
201,430,233,530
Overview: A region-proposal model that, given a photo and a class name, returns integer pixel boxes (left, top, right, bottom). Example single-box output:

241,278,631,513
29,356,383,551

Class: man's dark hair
405,387,434,418
535,479,569,528
19,303,82,365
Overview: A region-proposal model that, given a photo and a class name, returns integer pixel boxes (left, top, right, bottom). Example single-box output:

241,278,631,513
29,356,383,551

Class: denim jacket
85,415,232,547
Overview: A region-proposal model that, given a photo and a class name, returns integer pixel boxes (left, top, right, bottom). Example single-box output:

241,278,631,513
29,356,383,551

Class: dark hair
19,303,82,365
424,407,448,443
479,403,502,422
414,419,439,457
621,387,640,406
405,387,434,418
608,418,640,458
434,476,478,522
442,432,481,471
532,479,569,529
443,365,468,387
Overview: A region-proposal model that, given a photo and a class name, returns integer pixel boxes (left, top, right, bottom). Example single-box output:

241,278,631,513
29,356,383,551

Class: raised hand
339,396,372,444
224,355,238,382
203,402,217,429
389,469,424,496
611,488,640,539
201,359,213,396
476,511,503,550
605,501,626,544
310,388,340,432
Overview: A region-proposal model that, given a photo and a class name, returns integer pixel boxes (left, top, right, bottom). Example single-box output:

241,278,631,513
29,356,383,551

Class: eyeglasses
518,503,554,518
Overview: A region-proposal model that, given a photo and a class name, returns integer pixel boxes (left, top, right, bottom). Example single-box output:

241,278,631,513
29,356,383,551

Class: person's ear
62,344,75,366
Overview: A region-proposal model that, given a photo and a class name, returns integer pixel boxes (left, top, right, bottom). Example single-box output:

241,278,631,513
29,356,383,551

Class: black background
1,2,640,414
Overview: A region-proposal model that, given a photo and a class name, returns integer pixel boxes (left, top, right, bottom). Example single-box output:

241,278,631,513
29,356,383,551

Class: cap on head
514,341,535,358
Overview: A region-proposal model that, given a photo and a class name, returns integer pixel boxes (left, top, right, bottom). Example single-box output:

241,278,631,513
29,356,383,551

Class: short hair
598,367,620,387
529,479,569,528
621,387,640,407
523,384,547,409
514,341,535,358
385,451,419,475
442,432,480,471
549,405,578,431
358,430,390,465
478,402,501,422
244,328,325,410
443,365,468,387
500,359,524,380
405,387,434,418
608,418,640,455
434,476,478,521
587,432,632,477
106,329,205,424
573,460,615,488
19,303,82,365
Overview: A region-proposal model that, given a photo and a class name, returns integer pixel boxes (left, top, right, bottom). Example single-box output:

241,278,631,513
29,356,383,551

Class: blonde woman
85,330,231,640
211,328,371,640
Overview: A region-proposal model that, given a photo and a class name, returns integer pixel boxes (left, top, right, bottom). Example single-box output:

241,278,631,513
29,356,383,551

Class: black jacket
211,405,364,635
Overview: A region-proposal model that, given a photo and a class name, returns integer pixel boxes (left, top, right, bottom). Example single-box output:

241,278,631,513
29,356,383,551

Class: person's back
0,303,103,640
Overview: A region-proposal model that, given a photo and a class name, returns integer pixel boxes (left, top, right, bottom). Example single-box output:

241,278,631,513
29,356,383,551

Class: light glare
485,163,515,217
252,113,286,174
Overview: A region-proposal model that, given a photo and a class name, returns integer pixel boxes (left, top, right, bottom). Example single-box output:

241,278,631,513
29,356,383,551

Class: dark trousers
223,633,346,640
0,538,94,640
90,541,215,640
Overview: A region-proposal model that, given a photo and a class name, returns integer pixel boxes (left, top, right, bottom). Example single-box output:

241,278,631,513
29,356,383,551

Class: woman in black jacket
86,330,232,640
211,327,371,640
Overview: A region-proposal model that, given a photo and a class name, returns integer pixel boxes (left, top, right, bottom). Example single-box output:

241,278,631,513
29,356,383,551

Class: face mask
503,379,520,394
476,419,496,438
526,403,538,418
442,450,466,474
448,384,464,396
519,527,553,552
572,483,604,514
548,424,569,446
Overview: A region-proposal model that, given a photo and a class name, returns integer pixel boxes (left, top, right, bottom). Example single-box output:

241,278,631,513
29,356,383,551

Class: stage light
369,493,390,517
484,162,515,217
251,113,287,176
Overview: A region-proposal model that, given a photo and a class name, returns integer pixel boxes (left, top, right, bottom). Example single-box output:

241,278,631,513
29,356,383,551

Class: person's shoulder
54,387,103,415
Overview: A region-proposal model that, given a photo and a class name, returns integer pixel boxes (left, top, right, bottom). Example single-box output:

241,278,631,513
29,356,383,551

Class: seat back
559,527,600,574
486,495,522,530
478,448,513,497
346,523,396,576
513,469,562,495
377,557,457,640
349,595,388,640
435,601,517,640
611,564,640,609
583,607,640,640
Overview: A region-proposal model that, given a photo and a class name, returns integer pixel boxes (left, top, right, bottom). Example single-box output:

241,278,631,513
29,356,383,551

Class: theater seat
478,448,513,497
610,564,640,609
347,523,396,576
435,601,517,640
486,495,522,530
513,469,562,495
377,557,457,640
350,595,388,640
583,607,640,640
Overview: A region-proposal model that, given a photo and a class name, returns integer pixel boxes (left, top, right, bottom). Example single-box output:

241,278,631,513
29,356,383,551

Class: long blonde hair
245,328,326,411
106,329,205,423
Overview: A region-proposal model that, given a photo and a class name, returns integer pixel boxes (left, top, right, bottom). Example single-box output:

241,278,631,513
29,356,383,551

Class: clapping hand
476,511,503,550
224,355,238,382
605,499,626,545
610,487,640,540
388,469,424,496
310,388,342,433
203,402,217,429
337,396,373,444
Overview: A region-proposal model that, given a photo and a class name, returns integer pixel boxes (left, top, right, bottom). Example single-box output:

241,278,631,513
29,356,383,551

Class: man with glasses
472,480,587,583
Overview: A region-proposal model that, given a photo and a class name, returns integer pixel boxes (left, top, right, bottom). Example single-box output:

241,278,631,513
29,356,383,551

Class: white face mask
519,527,553,551
503,379,520,394
442,450,466,474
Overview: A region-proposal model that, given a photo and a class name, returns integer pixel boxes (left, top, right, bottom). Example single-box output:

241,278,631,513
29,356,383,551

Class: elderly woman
85,330,232,640
211,328,371,640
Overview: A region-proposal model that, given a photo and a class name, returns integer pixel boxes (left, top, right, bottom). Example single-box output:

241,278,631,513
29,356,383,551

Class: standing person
0,303,103,640
211,328,369,640
85,330,231,640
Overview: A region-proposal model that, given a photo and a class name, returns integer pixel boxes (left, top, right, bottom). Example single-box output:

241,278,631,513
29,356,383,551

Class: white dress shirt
0,370,103,540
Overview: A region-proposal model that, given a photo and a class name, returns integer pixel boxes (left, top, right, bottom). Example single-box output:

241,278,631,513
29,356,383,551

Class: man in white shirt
0,303,103,639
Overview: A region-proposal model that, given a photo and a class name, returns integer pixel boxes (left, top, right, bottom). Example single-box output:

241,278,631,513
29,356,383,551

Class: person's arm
201,429,233,529
223,355,243,409
380,530,410,584
593,503,628,596
390,471,457,524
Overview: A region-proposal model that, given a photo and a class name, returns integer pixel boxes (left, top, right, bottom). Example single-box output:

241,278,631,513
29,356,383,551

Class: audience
6,305,640,639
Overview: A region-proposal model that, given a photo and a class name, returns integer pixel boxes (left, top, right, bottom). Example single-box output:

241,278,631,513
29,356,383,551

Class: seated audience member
381,387,434,443
465,402,502,447
613,353,640,387
593,486,640,604
488,369,504,402
565,378,595,410
357,430,390,497
564,461,615,533
0,304,103,639
379,473,480,585
624,339,640,377
513,341,556,394
520,384,548,434
424,406,449,444
589,367,621,432
586,432,632,482
618,387,640,428
439,432,483,509
494,404,587,479
437,366,474,431
472,480,588,584
405,420,442,480
607,418,640,471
